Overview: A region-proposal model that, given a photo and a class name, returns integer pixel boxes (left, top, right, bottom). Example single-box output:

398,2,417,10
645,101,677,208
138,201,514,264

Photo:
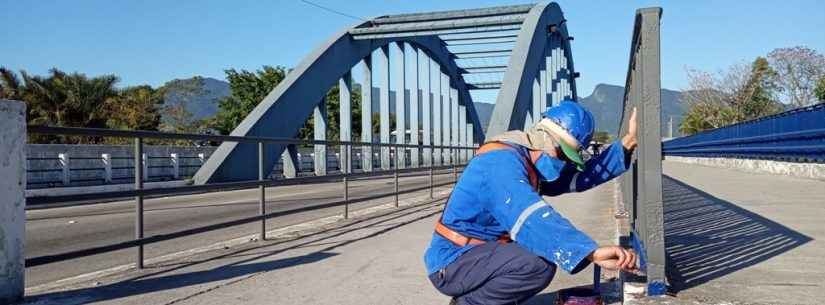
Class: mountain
580,83,687,137
161,77,230,122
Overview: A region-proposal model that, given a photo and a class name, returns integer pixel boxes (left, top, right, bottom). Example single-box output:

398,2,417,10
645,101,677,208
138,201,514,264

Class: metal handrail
26,125,477,269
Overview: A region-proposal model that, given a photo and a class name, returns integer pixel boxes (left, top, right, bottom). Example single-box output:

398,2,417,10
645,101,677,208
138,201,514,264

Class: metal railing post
258,141,266,241
429,145,434,199
343,143,350,219
134,137,144,269
394,144,400,207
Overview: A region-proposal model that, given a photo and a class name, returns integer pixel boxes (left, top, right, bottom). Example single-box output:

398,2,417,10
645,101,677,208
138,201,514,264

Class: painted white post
102,153,112,183
58,153,70,185
0,100,26,303
198,153,205,165
142,153,148,181
170,153,180,179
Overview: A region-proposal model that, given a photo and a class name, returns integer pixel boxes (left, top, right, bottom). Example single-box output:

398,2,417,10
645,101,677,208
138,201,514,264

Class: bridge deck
25,177,623,304
23,161,824,305
660,160,824,305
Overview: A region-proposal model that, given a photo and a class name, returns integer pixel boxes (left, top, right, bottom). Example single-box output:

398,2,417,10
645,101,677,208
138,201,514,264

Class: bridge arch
195,3,579,183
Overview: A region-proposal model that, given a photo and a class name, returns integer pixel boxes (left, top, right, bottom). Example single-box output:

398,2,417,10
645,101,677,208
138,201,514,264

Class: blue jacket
424,141,630,275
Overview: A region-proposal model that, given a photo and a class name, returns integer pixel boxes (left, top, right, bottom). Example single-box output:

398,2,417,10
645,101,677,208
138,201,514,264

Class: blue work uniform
424,141,630,304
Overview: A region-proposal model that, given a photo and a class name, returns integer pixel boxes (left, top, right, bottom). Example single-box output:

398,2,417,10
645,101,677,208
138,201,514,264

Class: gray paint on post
409,45,420,168
459,105,467,162
432,61,442,166
393,42,407,169
441,72,450,164
0,100,25,303
360,55,373,172
314,98,327,176
339,71,352,173
450,87,459,163
380,45,391,170
421,54,432,166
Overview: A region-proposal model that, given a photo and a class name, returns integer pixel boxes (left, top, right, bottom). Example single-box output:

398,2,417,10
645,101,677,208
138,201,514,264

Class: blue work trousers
428,242,556,305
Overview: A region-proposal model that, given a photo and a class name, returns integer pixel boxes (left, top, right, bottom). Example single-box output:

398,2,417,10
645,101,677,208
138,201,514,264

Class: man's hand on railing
588,245,642,274
622,107,638,152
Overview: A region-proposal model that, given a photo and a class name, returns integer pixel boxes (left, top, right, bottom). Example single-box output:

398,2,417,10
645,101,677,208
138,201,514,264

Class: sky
2,0,824,104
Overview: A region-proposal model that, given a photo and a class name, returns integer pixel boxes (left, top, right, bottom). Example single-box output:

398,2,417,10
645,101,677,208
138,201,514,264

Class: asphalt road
25,169,459,287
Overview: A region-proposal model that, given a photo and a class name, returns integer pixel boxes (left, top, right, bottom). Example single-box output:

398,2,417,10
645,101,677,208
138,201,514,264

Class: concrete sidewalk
649,161,825,305
24,181,623,305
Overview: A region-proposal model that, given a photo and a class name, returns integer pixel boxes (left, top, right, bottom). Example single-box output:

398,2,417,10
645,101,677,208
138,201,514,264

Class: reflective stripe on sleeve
510,201,546,241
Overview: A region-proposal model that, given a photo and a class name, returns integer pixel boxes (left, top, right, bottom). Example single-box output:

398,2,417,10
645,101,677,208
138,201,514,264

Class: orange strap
435,142,538,247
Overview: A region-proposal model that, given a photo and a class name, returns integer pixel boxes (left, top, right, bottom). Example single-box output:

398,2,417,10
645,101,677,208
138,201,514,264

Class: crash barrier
26,125,477,269
617,8,666,296
663,102,825,162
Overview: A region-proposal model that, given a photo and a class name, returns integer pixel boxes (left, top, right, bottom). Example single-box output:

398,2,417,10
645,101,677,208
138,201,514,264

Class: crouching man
424,101,641,305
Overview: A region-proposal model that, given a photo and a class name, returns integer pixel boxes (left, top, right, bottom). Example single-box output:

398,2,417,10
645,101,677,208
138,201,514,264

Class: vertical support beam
393,42,407,169
170,153,180,179
532,75,541,127
458,105,467,162
409,44,420,168
59,153,70,185
361,55,373,172
433,65,442,166
441,72,450,165
0,100,25,303
102,153,112,183
134,137,144,269
379,46,391,170
637,8,665,295
540,57,548,111
545,40,553,108
553,47,560,104
340,71,353,173
281,144,300,178
258,142,266,240
450,87,459,164
421,53,432,167
314,98,328,176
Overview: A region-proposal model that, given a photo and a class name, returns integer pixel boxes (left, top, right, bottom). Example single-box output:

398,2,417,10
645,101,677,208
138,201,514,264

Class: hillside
579,83,687,137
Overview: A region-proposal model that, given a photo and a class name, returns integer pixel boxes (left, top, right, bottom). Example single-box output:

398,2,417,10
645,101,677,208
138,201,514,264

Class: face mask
533,152,564,182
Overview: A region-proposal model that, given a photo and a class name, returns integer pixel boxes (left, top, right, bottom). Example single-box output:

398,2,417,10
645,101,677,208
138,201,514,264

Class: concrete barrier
0,100,26,303
666,156,825,181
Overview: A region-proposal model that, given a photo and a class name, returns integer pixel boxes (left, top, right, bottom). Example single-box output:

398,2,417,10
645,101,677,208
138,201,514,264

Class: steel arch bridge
194,2,579,184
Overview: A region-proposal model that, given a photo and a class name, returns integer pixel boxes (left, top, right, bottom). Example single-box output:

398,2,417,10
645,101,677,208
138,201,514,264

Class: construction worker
424,100,640,305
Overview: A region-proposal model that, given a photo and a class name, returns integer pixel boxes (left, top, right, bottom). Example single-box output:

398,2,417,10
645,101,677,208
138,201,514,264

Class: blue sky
2,0,824,104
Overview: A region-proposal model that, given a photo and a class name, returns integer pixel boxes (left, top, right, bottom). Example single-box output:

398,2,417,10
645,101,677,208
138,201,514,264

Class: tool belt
434,142,538,247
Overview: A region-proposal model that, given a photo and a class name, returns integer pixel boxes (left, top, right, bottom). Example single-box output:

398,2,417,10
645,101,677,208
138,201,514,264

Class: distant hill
580,83,687,137
161,77,230,123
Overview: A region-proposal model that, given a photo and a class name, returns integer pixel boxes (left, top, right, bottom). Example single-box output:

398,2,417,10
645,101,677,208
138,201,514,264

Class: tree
214,65,364,143
680,57,784,135
815,77,825,102
159,77,211,134
105,85,163,131
768,46,825,108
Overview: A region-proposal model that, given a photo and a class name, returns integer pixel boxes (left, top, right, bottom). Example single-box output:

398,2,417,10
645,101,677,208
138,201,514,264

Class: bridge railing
25,125,477,269
617,7,666,296
663,102,825,162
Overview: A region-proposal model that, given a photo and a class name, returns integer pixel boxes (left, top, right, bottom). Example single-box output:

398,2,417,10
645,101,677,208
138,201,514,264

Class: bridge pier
0,100,25,303
421,55,432,167
393,42,407,169
360,55,373,172
379,45,391,170
314,98,327,176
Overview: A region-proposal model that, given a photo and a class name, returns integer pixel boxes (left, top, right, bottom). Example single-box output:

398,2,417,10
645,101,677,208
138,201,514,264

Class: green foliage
214,66,364,143
158,76,212,135
680,57,784,135
815,77,825,102
214,66,287,135
0,67,167,143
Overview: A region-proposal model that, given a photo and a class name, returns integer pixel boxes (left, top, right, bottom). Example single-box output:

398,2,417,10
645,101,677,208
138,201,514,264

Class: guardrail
663,102,825,162
26,125,477,269
617,7,666,296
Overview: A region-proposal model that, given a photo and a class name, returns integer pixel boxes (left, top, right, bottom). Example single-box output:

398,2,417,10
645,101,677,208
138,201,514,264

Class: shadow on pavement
25,201,443,304
662,175,812,293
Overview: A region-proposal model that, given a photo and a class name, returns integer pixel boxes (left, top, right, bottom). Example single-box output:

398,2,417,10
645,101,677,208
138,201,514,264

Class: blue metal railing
663,102,825,162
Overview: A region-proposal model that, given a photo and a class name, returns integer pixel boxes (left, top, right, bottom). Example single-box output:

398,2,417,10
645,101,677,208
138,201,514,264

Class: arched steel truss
195,2,579,183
